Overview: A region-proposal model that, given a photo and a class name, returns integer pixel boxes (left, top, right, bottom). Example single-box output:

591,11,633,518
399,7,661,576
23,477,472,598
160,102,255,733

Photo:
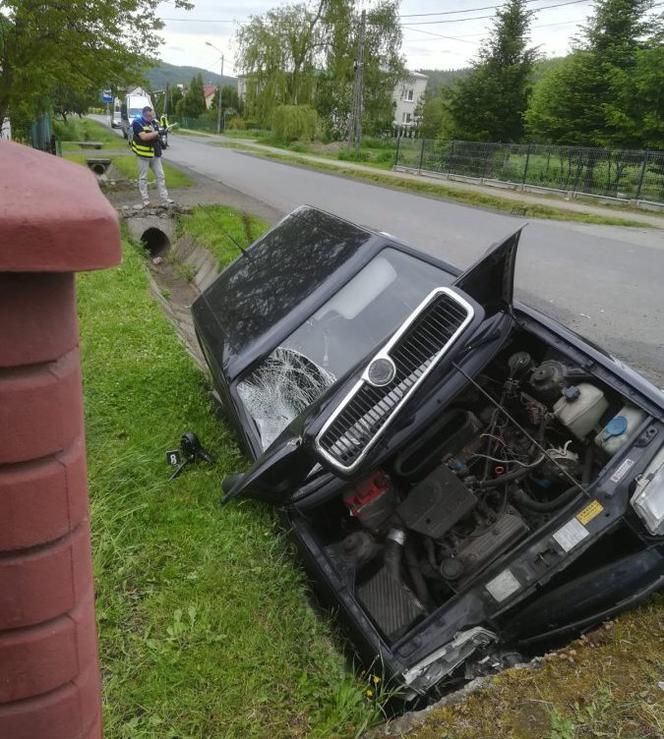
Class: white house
392,71,428,127
203,84,218,109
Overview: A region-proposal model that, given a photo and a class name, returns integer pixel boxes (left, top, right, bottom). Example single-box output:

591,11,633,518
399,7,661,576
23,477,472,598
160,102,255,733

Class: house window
407,89,414,101
402,112,412,124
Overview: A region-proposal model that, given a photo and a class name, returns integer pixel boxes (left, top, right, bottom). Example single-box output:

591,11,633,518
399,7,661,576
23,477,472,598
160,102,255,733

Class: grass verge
79,230,376,737
56,117,121,149
406,596,664,738
215,142,651,228
177,204,270,267
64,152,193,188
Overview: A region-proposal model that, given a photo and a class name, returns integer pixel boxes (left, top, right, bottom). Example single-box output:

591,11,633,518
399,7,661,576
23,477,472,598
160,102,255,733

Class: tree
169,85,184,115
316,0,404,137
236,2,326,125
0,0,192,126
447,0,537,142
525,0,658,147
235,0,404,134
52,83,97,123
210,85,242,116
176,73,206,119
415,89,453,138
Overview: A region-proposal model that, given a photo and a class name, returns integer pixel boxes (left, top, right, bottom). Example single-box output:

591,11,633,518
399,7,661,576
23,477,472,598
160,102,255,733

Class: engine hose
384,529,406,582
404,541,433,610
477,465,532,489
511,484,579,512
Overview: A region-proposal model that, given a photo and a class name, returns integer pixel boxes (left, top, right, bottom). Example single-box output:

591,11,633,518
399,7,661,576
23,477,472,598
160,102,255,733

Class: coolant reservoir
553,384,609,440
594,404,646,455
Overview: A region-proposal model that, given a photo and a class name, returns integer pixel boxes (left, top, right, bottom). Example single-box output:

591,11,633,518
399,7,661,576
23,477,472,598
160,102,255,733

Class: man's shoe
141,200,150,208
161,198,175,205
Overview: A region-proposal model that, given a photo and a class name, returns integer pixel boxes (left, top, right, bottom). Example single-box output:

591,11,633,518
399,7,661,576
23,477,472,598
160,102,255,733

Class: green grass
56,117,123,149
217,143,651,227
78,232,377,738
63,153,193,189
177,204,270,267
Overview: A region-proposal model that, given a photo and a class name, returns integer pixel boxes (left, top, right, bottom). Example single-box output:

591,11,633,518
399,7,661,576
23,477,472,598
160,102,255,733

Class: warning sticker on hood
576,500,604,525
553,517,590,552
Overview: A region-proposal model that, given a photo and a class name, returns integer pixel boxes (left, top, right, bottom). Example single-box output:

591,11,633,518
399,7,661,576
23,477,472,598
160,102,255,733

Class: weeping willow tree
236,0,404,133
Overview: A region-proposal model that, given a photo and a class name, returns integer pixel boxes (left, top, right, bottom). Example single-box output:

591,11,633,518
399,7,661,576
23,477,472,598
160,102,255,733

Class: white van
121,88,153,141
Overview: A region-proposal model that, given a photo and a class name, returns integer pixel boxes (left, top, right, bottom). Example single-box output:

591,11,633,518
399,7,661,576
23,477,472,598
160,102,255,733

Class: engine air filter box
397,466,476,538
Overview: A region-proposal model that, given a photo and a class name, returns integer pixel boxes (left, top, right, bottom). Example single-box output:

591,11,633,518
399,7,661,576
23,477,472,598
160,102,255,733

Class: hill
145,61,237,90
416,68,472,95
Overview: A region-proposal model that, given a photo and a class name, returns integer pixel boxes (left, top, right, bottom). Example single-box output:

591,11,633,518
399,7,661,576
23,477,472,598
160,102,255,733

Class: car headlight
631,447,664,535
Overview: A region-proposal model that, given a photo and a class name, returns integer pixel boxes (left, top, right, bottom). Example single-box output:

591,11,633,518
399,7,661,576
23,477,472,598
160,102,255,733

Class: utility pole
217,54,224,134
205,41,225,134
348,9,366,153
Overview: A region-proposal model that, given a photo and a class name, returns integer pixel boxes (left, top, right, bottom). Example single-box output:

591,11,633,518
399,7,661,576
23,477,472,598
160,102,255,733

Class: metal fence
395,138,664,206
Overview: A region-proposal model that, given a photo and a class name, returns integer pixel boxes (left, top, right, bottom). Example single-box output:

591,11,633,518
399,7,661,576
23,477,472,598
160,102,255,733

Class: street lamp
205,41,225,135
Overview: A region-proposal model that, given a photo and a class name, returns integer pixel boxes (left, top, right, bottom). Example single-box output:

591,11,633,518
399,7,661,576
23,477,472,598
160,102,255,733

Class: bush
227,116,247,130
53,118,85,141
271,105,318,143
376,149,396,164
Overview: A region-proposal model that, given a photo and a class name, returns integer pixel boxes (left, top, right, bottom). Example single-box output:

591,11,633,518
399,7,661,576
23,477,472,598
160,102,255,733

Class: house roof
203,84,217,99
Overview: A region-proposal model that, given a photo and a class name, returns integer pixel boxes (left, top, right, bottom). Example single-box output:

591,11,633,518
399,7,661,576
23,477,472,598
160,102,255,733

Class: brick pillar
0,141,122,738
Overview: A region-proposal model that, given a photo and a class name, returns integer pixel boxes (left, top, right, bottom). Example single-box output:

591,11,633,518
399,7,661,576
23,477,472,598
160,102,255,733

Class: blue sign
101,90,113,104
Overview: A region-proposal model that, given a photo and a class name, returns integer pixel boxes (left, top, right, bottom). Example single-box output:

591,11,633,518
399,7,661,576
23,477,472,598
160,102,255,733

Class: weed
178,205,270,268
549,709,576,739
175,263,197,283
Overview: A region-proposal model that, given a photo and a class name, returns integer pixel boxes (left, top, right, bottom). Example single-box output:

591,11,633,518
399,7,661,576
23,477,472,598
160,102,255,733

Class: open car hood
222,228,522,504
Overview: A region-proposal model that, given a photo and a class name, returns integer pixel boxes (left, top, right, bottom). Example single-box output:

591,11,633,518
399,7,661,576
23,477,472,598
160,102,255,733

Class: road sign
101,90,113,104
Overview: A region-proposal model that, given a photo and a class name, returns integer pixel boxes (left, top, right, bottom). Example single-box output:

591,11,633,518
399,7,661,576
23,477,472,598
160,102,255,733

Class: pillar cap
0,142,122,272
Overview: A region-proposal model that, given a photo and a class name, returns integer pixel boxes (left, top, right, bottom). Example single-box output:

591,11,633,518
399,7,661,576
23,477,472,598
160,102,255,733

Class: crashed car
192,206,664,700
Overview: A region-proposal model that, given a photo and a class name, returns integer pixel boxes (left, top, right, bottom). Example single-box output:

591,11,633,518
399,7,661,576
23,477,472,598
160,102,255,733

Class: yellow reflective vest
131,120,156,158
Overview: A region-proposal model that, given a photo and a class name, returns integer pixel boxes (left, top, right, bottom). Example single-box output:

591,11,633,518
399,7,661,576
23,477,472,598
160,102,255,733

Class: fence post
572,153,584,196
418,137,425,174
395,135,401,168
635,150,649,201
0,141,121,739
522,144,532,190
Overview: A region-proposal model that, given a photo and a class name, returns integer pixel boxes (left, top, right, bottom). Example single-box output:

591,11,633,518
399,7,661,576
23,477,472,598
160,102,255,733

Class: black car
192,206,664,700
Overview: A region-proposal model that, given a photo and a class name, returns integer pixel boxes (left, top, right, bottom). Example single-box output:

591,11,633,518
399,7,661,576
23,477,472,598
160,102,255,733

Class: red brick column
0,142,122,738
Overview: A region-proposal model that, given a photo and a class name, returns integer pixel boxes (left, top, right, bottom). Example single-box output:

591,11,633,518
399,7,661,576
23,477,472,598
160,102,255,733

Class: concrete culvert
86,159,111,176
141,228,171,258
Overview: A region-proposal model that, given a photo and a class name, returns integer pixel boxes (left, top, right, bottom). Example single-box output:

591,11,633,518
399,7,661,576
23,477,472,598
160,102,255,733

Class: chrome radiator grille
316,288,474,471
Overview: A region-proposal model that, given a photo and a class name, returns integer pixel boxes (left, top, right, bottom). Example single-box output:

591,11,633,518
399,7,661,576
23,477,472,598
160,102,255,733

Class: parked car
192,206,664,702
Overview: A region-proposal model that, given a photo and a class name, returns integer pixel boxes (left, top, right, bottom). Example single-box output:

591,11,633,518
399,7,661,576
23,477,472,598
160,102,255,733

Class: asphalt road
93,117,664,384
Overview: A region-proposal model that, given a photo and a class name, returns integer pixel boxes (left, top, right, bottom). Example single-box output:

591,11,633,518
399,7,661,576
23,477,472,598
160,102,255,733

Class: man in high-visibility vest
131,106,174,207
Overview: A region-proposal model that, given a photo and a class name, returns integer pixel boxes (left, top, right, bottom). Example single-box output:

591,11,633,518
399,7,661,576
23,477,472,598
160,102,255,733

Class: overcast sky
157,0,596,77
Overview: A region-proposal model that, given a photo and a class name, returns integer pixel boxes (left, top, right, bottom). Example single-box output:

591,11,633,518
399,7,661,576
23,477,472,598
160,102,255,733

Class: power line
404,26,479,44
399,0,587,17
402,0,591,26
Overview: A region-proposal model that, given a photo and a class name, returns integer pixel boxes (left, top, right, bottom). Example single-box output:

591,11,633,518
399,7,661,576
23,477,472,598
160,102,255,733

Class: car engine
325,348,644,641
